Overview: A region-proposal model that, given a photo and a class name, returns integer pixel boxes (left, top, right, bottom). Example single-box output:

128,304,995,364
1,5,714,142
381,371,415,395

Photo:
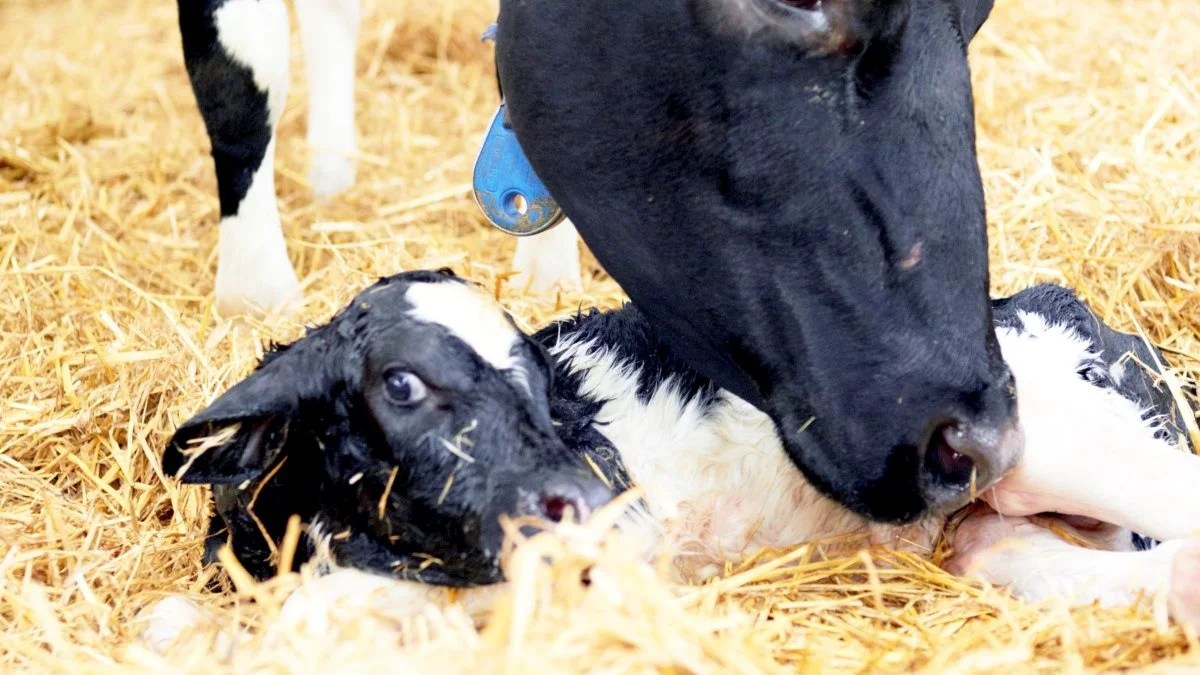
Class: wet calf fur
162,270,612,585
175,0,581,316
498,0,1018,523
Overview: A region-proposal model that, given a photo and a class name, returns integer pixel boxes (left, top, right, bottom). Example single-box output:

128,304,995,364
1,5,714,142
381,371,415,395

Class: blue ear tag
472,103,565,236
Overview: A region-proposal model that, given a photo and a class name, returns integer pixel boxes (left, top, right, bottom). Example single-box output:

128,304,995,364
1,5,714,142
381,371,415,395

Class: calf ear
162,336,343,485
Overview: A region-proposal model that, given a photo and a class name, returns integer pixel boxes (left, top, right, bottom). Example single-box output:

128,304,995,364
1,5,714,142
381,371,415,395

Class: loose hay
2,0,1200,671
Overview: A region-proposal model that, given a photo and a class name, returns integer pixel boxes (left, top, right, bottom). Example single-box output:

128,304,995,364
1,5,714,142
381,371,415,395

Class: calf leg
268,568,499,640
295,0,360,198
511,220,583,292
946,511,1200,627
178,0,301,316
137,596,239,657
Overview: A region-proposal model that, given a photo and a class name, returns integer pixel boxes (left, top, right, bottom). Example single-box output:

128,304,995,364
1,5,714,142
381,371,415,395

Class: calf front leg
946,511,1200,629
178,0,301,316
295,0,360,198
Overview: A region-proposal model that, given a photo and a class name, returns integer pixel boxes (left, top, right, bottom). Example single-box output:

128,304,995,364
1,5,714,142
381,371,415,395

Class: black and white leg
295,0,360,198
178,0,301,315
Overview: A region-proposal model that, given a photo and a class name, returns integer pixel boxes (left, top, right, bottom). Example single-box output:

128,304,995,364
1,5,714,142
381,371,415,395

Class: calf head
992,283,1191,449
497,0,1016,521
163,270,613,584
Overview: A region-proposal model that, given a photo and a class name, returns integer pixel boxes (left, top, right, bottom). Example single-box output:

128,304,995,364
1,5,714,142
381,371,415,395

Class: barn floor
3,0,1200,671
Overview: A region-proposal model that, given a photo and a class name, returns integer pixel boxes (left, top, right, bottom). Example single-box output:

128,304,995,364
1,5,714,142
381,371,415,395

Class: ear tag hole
503,191,530,217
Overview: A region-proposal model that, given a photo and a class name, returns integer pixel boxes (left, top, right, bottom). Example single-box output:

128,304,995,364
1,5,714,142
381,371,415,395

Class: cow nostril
925,423,977,488
539,494,570,523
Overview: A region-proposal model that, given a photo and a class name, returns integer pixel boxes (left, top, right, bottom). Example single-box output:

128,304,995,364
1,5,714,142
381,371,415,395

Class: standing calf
176,0,581,316
146,274,1200,651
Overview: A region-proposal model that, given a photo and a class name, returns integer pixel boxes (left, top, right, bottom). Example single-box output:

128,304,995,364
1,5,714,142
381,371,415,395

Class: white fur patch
213,0,291,125
295,0,360,197
405,282,522,372
551,337,939,580
215,139,301,316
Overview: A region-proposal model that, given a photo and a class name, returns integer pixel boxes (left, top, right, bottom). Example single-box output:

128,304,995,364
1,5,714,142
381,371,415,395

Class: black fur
177,0,272,217
164,269,612,584
497,0,1016,523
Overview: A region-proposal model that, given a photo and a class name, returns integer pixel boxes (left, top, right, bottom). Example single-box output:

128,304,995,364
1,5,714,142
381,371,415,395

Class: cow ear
957,0,994,41
162,335,342,485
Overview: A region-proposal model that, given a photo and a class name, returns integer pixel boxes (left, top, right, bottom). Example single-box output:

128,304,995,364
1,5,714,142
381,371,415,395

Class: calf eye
1077,364,1109,387
384,370,428,405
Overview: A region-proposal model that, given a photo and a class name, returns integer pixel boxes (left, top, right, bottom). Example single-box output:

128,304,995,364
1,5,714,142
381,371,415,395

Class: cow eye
775,0,821,9
1077,363,1109,387
384,370,428,405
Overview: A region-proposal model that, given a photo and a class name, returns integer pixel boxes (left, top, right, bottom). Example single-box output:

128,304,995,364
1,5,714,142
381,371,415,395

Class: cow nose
522,476,614,524
920,418,1023,514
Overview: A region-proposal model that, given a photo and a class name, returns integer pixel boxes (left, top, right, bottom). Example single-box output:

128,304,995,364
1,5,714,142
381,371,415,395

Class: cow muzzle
919,415,1024,516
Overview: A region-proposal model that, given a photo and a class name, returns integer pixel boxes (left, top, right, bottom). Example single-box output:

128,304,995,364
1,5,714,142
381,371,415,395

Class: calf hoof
215,223,303,317
309,150,356,199
510,221,583,293
135,596,235,657
1169,539,1200,631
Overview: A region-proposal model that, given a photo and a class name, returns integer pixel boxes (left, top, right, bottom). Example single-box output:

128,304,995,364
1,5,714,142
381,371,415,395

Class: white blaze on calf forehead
404,282,522,370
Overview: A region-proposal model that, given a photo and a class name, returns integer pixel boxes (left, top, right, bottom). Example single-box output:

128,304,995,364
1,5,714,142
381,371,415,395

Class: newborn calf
161,269,612,586
539,283,1199,619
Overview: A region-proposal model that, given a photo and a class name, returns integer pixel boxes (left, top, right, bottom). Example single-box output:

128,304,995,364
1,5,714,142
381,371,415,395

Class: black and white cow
496,0,1024,523
175,0,582,317
143,273,1200,652
181,0,1026,525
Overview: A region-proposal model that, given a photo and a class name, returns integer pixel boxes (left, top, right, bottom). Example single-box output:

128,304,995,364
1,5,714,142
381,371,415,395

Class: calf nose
521,476,614,524
920,417,1023,515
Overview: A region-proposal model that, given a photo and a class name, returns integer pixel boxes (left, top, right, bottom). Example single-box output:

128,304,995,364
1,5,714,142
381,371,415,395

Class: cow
175,0,582,317
495,0,1021,523
141,273,1200,655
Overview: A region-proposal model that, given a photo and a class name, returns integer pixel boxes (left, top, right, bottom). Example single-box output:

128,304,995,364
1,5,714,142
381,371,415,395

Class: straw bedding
2,0,1200,671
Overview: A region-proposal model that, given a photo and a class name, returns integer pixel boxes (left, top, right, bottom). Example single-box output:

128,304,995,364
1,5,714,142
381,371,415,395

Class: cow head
497,0,1018,522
